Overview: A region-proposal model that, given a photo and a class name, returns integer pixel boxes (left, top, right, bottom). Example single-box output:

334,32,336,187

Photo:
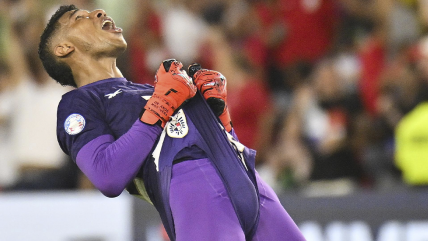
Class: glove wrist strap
141,94,176,127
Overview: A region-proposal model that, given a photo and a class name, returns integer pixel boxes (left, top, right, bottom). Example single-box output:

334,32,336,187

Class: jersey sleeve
57,90,113,162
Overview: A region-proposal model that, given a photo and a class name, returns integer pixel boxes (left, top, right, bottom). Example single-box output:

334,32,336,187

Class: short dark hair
38,5,78,87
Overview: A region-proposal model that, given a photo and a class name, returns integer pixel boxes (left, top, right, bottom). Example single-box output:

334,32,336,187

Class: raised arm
69,60,196,197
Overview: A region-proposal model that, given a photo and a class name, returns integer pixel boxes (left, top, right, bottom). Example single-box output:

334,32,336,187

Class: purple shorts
169,158,306,241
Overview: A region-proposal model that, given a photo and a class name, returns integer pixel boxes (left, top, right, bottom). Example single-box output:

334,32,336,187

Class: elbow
100,189,122,198
96,180,124,198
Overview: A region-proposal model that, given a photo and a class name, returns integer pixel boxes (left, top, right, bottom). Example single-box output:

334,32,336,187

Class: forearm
76,120,162,197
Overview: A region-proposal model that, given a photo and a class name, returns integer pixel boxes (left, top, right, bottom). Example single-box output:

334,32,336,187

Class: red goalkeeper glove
188,63,232,132
141,59,197,127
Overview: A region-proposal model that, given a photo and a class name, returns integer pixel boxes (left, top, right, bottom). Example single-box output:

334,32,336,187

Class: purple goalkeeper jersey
56,78,261,240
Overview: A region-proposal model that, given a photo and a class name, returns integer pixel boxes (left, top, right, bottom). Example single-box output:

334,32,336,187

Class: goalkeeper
38,5,305,241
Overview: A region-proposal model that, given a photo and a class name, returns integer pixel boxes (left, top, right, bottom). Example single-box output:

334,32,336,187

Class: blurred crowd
1,0,428,196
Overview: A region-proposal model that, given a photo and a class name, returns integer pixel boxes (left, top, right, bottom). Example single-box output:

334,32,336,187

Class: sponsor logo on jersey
105,89,122,99
167,109,188,138
64,113,86,135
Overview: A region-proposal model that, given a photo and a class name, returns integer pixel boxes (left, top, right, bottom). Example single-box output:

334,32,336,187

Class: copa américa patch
64,113,86,135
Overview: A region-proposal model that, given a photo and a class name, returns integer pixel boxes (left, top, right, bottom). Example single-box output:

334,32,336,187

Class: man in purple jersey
38,4,305,241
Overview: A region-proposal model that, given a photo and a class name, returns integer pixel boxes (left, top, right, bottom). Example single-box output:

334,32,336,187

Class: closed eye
75,15,83,20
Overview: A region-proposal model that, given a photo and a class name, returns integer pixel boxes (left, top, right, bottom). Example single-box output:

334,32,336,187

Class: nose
91,9,106,18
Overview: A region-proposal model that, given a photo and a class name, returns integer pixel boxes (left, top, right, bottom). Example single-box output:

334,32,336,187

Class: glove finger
169,61,183,74
156,60,174,81
188,63,202,80
194,70,219,89
179,68,190,78
162,59,176,72
197,69,220,79
194,69,211,80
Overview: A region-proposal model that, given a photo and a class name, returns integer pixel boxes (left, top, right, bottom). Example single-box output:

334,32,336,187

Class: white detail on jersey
64,113,86,135
141,95,152,100
224,127,247,170
104,89,122,99
167,109,188,138
152,128,167,172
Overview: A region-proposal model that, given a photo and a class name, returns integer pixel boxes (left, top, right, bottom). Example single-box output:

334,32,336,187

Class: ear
54,43,75,57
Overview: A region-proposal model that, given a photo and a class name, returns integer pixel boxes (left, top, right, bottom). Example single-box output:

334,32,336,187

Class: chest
101,86,153,138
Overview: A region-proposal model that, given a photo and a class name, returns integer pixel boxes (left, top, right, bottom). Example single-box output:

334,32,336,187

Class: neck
69,55,124,87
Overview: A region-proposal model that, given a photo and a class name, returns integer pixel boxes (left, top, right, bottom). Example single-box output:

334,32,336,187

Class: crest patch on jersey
64,113,86,135
167,109,188,138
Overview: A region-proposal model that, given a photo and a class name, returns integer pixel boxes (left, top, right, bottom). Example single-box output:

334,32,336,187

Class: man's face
57,8,127,57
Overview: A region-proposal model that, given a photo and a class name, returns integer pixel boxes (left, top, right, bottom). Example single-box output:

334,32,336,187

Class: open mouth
102,17,122,33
